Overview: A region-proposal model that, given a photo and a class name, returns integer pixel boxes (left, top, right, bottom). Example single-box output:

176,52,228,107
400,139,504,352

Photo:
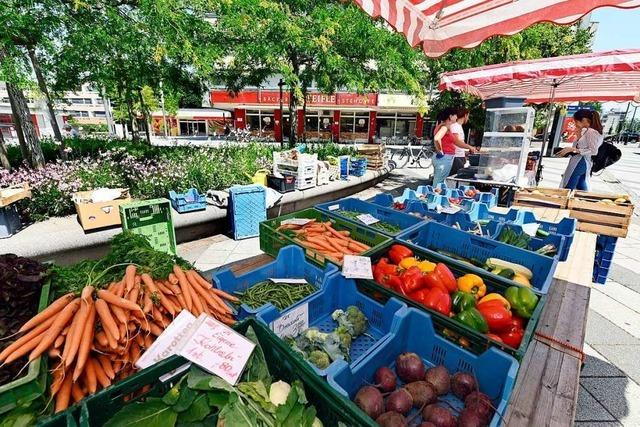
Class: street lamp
278,79,285,149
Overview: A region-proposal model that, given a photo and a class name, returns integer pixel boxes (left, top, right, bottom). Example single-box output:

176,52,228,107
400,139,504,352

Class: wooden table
214,243,592,427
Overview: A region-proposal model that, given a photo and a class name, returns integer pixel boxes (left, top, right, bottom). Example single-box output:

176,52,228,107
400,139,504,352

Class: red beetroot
376,411,407,427
354,385,384,419
403,381,437,408
421,404,457,427
396,352,425,383
385,389,413,415
424,365,450,395
451,372,477,400
374,366,398,392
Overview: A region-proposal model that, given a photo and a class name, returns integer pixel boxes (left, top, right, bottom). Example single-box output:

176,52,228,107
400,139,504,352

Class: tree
210,0,427,144
6,82,45,168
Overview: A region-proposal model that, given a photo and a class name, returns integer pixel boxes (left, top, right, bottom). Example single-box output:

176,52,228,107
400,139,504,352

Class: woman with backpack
556,109,604,191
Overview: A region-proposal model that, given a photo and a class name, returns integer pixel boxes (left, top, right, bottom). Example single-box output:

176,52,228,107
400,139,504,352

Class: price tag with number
356,214,380,225
270,303,309,338
342,255,374,279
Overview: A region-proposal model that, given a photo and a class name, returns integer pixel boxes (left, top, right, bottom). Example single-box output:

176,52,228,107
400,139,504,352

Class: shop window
247,114,261,132
340,113,355,134
305,115,319,132
377,117,395,138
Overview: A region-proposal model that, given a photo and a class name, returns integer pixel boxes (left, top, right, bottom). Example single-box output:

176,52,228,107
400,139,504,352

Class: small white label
521,223,540,237
136,310,197,370
437,205,461,214
269,278,308,284
179,314,256,385
270,303,309,338
328,204,340,211
281,218,312,226
342,255,374,279
356,214,380,225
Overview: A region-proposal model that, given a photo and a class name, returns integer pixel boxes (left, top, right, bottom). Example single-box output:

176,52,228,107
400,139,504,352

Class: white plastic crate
295,175,316,190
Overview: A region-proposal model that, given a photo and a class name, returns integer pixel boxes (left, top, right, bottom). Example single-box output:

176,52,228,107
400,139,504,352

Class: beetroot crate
327,307,519,427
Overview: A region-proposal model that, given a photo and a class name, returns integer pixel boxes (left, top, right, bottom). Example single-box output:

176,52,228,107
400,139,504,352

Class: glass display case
476,107,535,185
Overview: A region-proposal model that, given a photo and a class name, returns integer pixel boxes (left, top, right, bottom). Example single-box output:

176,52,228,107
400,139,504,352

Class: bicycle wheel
391,148,410,168
417,149,434,169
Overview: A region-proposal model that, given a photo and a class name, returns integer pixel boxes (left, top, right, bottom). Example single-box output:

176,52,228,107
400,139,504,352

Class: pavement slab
581,377,640,426
575,385,618,422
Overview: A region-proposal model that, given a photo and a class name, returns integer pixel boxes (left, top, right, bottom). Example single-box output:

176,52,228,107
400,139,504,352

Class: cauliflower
269,381,291,406
331,306,368,337
308,350,331,369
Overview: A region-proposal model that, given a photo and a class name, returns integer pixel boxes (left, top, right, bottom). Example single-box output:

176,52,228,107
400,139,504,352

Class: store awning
438,49,640,103
352,0,640,57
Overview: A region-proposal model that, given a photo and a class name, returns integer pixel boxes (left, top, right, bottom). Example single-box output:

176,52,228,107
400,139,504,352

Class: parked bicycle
390,137,434,169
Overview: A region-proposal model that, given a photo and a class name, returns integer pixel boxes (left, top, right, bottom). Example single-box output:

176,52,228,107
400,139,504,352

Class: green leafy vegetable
177,394,209,423
104,398,178,427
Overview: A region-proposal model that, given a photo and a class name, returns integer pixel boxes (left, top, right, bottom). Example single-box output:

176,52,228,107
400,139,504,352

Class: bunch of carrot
0,265,238,413
277,219,371,263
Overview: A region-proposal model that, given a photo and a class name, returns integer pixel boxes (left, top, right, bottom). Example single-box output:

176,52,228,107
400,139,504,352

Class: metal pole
159,81,168,137
618,102,631,142
536,81,558,184
278,79,284,149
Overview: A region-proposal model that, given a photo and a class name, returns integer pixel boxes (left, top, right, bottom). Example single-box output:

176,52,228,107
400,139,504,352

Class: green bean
338,210,401,233
235,280,317,311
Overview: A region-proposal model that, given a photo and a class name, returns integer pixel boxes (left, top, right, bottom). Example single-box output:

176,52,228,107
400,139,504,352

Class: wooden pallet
0,183,31,208
568,191,633,238
513,187,571,209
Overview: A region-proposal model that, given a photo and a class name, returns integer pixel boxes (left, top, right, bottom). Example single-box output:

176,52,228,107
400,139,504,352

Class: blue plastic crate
0,205,21,238
415,185,433,196
394,188,422,204
229,184,266,240
398,221,558,294
435,182,448,192
315,198,423,237
257,274,406,376
403,199,451,224
168,188,206,213
596,235,618,251
445,188,464,198
327,308,519,427
370,193,394,208
212,245,338,320
476,192,498,208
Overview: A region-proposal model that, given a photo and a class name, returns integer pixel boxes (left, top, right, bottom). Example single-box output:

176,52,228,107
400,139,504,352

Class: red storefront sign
211,90,377,107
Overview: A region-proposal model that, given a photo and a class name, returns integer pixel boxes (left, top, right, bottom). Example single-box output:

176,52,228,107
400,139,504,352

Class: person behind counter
432,108,458,186
556,109,603,191
449,107,478,176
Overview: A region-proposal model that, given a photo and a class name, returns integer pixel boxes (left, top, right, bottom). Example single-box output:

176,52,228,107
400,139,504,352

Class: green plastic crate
260,208,392,267
0,281,51,415
37,407,80,427
119,198,176,255
78,319,375,427
355,240,546,360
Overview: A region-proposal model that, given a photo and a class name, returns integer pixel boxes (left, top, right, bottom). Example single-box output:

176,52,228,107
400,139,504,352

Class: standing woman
557,109,603,190
432,107,458,186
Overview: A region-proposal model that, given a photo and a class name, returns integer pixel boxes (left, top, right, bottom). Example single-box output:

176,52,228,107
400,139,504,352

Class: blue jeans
432,154,454,186
564,158,589,191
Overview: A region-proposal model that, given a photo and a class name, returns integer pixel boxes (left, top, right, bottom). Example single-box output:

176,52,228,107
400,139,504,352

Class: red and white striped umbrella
353,0,640,57
438,49,640,103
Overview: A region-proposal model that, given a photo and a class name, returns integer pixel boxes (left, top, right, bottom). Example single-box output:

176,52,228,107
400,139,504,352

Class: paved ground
179,145,640,426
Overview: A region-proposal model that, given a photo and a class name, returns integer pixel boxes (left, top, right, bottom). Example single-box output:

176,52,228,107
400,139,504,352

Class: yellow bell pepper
456,274,487,298
416,260,436,273
478,293,511,311
512,273,531,287
399,257,419,269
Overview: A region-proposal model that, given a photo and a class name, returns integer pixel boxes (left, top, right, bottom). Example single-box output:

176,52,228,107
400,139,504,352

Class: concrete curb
0,168,390,264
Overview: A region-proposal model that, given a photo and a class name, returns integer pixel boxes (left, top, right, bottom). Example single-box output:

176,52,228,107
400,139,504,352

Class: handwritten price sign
179,314,256,385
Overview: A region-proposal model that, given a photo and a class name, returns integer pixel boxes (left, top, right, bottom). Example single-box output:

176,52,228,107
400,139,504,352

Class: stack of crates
350,158,368,177
120,199,176,254
229,184,266,240
273,151,317,190
593,235,618,284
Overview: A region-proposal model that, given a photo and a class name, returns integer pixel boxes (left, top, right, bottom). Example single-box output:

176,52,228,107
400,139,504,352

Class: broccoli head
308,350,331,369
331,305,368,337
335,325,353,354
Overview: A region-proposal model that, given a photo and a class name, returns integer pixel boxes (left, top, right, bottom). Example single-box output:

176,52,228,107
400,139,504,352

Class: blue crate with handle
228,184,266,240
402,199,451,224
369,193,394,208
168,188,206,213
315,197,423,237
415,184,434,196
327,307,518,427
398,221,558,294
257,273,406,377
212,245,338,320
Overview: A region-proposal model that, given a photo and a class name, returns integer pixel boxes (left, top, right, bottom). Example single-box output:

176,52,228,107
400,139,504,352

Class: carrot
324,224,350,241
175,292,187,309
142,291,152,313
55,373,73,413
95,299,119,342
143,334,154,349
118,323,127,342
171,267,193,312
114,280,126,298
92,357,111,388
155,281,174,295
166,283,182,295
130,341,141,363
124,265,137,292
189,270,239,302
113,361,122,373
127,283,140,306
27,299,80,362
0,315,57,362
73,304,96,381
96,289,143,312
293,238,326,251
19,293,75,333
128,322,137,333
149,323,163,337
48,348,61,359
152,307,167,327
50,366,65,397
134,332,144,348
84,357,98,394
71,382,84,403
111,304,128,325
140,274,176,316
185,281,204,315
338,230,350,236
168,273,179,286
97,354,115,380
94,331,108,347
53,334,65,349
64,287,94,367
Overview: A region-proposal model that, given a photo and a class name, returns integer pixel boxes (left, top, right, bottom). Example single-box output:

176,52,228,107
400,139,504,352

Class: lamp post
278,79,285,149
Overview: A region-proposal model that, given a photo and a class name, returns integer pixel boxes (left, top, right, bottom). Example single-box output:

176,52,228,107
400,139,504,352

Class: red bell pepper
388,244,413,265
408,288,430,305
486,333,504,343
422,287,452,316
499,325,524,348
397,266,423,295
423,263,457,294
477,299,513,332
376,257,399,275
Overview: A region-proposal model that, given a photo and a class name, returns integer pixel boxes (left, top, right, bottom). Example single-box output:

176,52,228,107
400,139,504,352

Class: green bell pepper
452,291,477,313
454,308,489,333
504,286,539,319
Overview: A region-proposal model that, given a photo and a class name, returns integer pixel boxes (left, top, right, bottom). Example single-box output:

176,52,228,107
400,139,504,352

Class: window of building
93,111,106,118
340,112,355,134
67,110,90,118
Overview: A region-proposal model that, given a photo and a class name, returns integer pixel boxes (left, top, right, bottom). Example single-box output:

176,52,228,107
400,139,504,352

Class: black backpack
591,141,621,174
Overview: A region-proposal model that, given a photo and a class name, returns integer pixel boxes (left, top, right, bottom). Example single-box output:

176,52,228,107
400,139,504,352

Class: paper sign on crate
356,214,380,225
342,255,374,279
135,310,197,370
179,314,256,385
281,218,313,226
270,303,309,338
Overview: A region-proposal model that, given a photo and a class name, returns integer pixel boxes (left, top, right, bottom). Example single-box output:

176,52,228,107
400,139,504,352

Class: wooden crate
0,183,31,208
568,191,634,238
513,187,571,209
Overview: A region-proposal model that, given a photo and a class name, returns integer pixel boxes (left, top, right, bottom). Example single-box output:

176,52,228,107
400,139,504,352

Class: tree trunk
288,87,299,148
0,130,11,171
6,83,45,168
124,85,138,141
27,46,66,159
138,89,152,145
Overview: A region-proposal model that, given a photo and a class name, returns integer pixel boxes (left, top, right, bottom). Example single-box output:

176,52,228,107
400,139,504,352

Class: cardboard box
73,188,132,230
